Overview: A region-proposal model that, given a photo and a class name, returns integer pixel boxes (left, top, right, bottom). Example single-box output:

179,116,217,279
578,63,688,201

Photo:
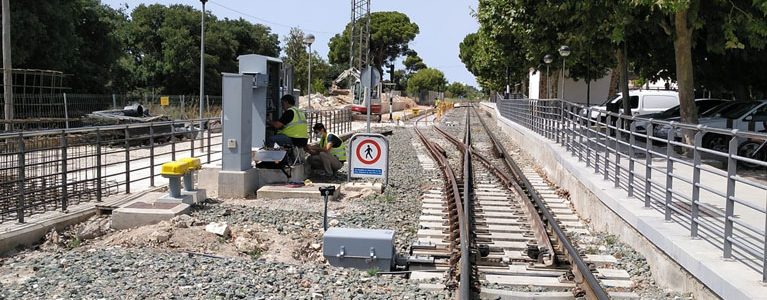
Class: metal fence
0,106,354,223
306,108,353,143
0,93,223,132
496,98,767,280
0,119,222,223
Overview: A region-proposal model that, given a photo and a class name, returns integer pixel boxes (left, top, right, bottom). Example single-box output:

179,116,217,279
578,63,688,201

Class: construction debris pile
298,93,419,112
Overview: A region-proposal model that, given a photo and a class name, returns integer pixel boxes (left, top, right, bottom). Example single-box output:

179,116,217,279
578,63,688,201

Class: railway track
409,104,637,299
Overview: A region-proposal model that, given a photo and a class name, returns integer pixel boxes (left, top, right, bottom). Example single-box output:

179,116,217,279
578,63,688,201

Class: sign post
347,133,389,187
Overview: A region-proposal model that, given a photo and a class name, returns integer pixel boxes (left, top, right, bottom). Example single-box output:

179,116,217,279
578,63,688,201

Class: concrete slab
485,217,522,225
601,279,635,288
480,289,573,300
417,229,445,238
488,241,528,250
421,203,444,209
156,193,194,205
417,283,446,292
198,164,220,198
410,271,445,281
342,182,383,193
479,265,564,277
181,188,207,204
218,168,258,199
597,268,631,280
486,232,528,241
484,275,575,288
111,193,191,230
585,254,618,267
256,183,340,201
255,168,292,187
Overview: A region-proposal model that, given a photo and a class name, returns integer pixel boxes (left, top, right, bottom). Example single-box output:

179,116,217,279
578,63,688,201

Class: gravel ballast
0,124,448,299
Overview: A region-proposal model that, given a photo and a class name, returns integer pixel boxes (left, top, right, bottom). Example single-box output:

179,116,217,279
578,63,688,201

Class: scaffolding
1,68,67,94
349,0,370,104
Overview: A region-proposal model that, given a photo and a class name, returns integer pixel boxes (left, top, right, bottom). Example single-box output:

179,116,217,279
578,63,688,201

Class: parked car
584,90,679,120
655,101,767,163
695,101,767,149
631,98,730,139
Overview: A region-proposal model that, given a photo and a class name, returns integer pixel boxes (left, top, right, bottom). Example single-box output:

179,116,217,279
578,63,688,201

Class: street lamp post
558,45,571,100
543,54,554,99
303,34,315,109
199,0,207,147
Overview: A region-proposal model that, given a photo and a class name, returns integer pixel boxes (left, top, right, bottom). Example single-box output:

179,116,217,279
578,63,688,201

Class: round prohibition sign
355,139,382,164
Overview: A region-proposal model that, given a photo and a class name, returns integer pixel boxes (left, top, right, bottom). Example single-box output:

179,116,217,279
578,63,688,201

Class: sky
101,0,481,87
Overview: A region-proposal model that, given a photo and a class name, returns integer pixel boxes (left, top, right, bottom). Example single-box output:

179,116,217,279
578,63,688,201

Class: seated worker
267,94,308,148
306,123,346,177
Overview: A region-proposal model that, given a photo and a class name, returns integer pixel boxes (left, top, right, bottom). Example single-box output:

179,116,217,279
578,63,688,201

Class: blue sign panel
353,168,383,176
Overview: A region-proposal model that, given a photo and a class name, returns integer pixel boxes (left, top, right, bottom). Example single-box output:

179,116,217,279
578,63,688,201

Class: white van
587,90,679,119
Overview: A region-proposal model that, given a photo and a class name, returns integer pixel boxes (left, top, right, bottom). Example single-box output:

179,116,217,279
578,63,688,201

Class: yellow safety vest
320,133,347,161
277,107,308,138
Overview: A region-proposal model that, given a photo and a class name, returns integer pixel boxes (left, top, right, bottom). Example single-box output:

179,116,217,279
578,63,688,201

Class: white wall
560,70,613,105
528,68,541,99
529,68,614,105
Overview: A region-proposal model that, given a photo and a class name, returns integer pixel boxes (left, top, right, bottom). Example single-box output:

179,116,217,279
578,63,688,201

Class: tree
446,82,468,98
391,69,407,91
3,0,126,92
117,4,279,95
403,53,427,73
633,0,767,126
407,68,447,96
459,32,514,92
282,28,331,95
328,11,419,74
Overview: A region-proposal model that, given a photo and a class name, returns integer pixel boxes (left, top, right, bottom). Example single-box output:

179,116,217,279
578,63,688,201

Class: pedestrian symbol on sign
348,133,389,187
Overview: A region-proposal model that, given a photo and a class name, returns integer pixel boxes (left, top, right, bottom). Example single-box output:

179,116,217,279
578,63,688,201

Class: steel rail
413,114,471,298
460,107,478,298
432,122,556,267
471,106,609,300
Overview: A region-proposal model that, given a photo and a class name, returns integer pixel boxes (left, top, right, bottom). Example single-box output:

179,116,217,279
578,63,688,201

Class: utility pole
2,0,12,131
199,0,207,149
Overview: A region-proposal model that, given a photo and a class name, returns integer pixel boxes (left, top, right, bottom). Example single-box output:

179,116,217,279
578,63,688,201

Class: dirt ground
11,184,378,268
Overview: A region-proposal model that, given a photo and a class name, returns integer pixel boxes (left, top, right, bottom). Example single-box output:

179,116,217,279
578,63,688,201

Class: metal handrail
1,107,354,223
495,97,767,281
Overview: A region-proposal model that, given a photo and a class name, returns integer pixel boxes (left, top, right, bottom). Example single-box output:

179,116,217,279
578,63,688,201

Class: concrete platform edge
0,187,164,255
483,102,760,300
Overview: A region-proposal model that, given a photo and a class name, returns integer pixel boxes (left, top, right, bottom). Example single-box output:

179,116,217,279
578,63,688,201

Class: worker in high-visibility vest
268,94,308,148
307,122,346,177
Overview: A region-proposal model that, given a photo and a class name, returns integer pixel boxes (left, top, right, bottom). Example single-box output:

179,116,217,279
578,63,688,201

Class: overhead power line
208,1,334,36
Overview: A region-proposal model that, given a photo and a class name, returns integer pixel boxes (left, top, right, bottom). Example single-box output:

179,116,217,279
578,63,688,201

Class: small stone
328,219,340,227
233,236,261,253
312,292,324,300
77,217,110,240
205,222,230,237
170,215,197,228
300,279,311,288
310,243,322,250
149,230,171,243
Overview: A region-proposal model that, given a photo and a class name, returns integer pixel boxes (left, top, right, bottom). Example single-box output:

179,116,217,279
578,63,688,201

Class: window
643,95,679,109
611,96,639,109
